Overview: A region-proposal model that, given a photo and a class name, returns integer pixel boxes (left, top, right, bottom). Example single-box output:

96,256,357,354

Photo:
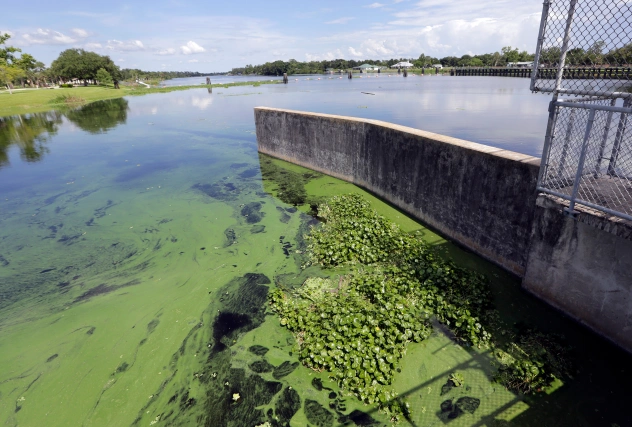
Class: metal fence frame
530,0,632,99
537,99,632,221
532,0,632,220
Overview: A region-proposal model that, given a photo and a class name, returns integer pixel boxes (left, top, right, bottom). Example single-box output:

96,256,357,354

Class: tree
0,33,21,63
566,48,587,66
50,49,121,85
15,53,41,87
0,66,23,94
539,47,561,66
0,33,23,94
96,68,113,85
501,46,520,64
586,40,606,65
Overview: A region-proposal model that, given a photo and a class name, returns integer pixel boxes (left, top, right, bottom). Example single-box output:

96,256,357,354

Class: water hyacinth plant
269,194,570,420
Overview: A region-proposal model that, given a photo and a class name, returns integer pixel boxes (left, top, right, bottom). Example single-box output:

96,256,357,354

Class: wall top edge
537,194,632,241
254,107,541,166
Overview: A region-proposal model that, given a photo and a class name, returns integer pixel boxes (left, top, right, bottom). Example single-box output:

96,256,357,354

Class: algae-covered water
0,83,631,427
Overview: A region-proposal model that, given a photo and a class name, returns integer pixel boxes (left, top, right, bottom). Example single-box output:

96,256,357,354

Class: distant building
393,61,414,69
353,64,380,71
507,62,534,68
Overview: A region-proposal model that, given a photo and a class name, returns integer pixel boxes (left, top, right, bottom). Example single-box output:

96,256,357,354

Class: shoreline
0,80,281,117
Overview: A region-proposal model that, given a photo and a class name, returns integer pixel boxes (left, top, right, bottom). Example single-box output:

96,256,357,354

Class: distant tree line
230,47,537,76
232,43,632,76
539,41,632,67
118,69,217,82
1,33,214,93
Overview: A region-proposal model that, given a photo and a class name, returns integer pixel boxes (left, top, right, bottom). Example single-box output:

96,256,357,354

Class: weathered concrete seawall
524,195,632,352
255,107,632,353
255,107,540,277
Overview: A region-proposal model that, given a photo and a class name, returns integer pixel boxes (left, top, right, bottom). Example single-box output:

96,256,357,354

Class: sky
1,0,545,72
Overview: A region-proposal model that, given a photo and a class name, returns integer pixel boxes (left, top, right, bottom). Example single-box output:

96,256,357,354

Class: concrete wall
523,195,632,353
255,107,541,277
255,107,632,354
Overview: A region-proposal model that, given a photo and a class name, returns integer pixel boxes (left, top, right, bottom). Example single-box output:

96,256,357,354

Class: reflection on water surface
0,83,630,427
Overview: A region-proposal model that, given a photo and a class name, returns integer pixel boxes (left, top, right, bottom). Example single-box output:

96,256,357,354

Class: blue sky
1,0,544,71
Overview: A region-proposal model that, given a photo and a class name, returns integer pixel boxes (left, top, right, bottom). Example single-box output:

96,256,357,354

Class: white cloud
348,47,364,57
21,28,76,45
180,41,205,54
367,2,385,8
156,47,176,55
325,17,355,24
305,48,345,61
106,39,145,51
84,42,103,50
188,59,199,63
71,28,89,38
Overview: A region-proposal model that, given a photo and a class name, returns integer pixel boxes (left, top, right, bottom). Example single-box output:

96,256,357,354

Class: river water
0,78,630,427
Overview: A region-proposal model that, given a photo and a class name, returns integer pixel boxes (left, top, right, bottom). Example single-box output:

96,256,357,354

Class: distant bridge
450,66,632,80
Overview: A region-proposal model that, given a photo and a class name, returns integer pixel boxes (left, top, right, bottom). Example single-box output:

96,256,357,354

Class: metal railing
533,1,632,220
538,98,632,221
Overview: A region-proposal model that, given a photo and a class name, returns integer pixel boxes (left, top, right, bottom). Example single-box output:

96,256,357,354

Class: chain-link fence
533,1,632,220
538,97,632,220
531,0,632,98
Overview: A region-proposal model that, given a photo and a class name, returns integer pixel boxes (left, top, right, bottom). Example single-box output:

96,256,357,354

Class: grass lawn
0,80,280,117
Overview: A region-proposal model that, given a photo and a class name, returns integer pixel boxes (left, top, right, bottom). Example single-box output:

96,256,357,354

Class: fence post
538,100,561,190
531,0,551,91
593,98,617,178
554,0,578,94
566,109,597,216
607,98,631,177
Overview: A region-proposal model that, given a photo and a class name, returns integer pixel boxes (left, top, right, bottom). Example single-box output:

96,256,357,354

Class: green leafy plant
270,194,570,421
449,372,465,387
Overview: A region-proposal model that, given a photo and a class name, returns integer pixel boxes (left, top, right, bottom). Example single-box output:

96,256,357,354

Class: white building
393,61,414,69
507,62,534,68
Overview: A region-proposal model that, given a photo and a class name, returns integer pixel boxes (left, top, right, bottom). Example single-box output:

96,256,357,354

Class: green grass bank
0,80,280,117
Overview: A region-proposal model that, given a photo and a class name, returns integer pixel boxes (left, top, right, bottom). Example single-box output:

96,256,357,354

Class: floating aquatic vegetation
270,194,573,421
449,372,465,387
